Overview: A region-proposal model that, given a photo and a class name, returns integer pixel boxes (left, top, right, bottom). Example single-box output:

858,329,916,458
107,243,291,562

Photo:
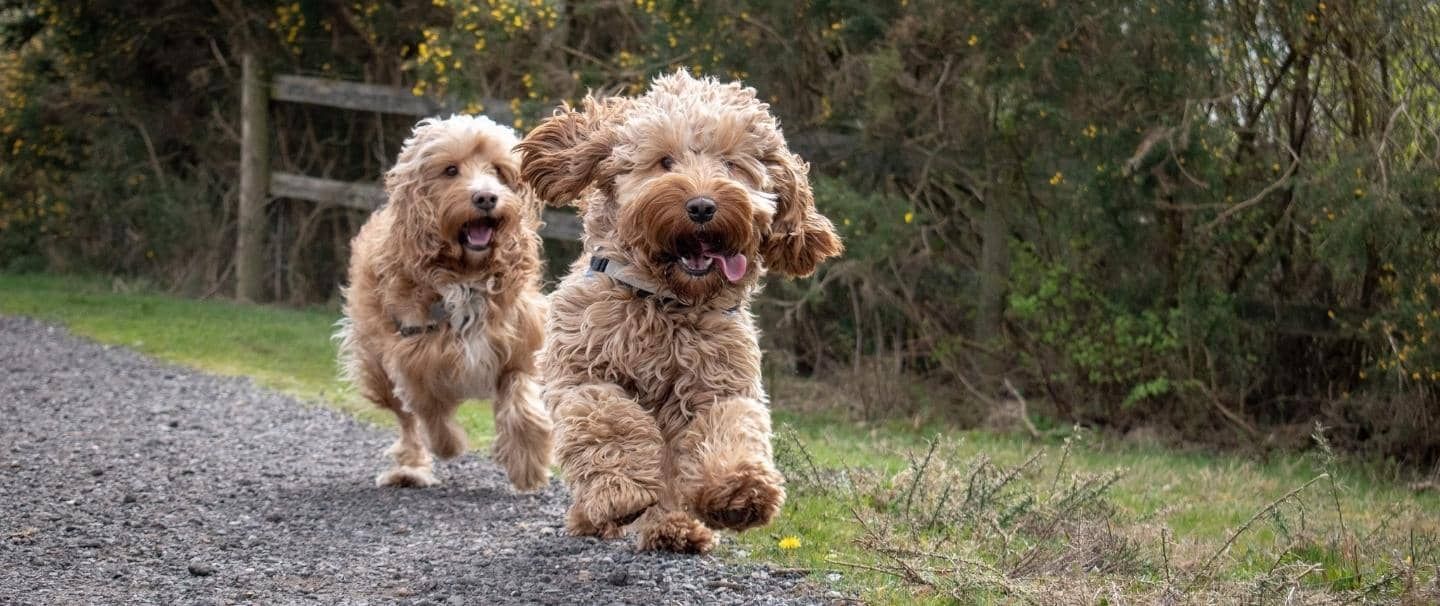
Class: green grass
3,273,1437,603
740,409,1440,602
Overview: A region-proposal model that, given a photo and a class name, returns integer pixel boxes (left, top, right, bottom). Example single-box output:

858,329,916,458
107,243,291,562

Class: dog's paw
693,461,785,532
497,450,550,493
563,473,658,537
565,503,631,539
492,423,553,493
383,439,433,468
636,510,715,554
376,465,440,488
581,473,659,529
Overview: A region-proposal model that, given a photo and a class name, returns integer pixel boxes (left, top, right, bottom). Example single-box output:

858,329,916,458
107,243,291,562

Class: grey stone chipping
0,315,829,605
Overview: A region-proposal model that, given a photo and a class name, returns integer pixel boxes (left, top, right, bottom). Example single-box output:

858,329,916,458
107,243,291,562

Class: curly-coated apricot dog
518,71,842,552
337,115,552,491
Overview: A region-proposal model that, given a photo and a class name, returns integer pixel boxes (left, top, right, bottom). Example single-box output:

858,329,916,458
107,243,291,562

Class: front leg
672,397,785,532
549,383,664,538
491,366,553,492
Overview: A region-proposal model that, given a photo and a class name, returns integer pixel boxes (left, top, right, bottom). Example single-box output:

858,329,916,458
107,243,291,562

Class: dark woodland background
2,0,1438,464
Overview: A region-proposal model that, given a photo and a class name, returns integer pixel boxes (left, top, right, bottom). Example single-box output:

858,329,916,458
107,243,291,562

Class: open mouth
459,218,498,251
671,235,747,282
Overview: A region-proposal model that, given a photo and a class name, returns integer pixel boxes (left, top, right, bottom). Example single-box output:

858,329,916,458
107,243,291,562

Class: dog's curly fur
336,115,552,491
519,71,842,552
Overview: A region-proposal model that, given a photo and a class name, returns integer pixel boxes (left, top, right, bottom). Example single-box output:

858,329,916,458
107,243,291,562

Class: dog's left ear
761,150,843,277
517,95,629,208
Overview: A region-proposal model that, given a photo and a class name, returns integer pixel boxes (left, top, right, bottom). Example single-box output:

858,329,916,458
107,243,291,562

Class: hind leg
633,439,714,553
412,392,467,461
376,407,439,487
360,360,438,487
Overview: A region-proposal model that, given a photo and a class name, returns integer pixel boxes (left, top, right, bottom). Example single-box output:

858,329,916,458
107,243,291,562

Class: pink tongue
465,224,493,247
704,252,748,282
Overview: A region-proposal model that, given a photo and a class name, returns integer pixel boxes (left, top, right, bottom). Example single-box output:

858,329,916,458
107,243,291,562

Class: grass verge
3,273,1437,603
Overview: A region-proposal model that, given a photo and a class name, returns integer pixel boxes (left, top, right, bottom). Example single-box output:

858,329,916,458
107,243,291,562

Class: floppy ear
761,150,843,277
517,95,630,208
384,138,447,273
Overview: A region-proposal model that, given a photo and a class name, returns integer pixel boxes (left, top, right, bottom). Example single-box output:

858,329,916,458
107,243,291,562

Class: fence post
236,53,269,303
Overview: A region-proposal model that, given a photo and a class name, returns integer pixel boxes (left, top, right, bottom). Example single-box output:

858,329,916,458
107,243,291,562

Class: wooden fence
235,53,580,302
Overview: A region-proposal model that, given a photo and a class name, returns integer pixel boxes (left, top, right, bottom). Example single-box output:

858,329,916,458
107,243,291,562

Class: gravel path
0,315,827,605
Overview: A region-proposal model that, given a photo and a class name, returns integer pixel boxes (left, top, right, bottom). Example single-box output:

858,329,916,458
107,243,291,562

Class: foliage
1007,244,1184,414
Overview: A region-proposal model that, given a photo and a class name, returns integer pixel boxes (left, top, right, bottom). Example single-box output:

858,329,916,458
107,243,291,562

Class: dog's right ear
518,95,629,208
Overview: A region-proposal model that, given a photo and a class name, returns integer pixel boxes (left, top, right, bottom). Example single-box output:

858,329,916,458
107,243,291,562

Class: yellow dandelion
1049,172,1064,186
967,35,979,46
904,211,914,224
778,536,801,550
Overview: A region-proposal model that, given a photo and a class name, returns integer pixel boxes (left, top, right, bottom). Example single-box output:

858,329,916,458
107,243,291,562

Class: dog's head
386,114,533,274
519,70,841,304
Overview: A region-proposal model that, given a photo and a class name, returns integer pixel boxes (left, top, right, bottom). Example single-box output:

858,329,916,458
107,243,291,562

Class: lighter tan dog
519,71,842,552
337,115,552,491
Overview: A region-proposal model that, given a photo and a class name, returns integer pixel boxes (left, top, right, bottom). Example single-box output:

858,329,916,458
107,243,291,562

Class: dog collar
394,301,449,337
588,255,685,305
587,253,741,314
394,285,482,337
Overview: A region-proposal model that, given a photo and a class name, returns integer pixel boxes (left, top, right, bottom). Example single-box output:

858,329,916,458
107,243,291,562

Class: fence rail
269,171,582,239
235,54,578,302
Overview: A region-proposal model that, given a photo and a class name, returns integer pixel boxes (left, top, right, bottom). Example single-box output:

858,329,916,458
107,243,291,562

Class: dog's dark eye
659,156,675,171
443,165,459,177
723,159,737,172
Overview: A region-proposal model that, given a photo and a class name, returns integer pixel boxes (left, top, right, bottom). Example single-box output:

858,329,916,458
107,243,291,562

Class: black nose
685,197,716,223
472,191,498,211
